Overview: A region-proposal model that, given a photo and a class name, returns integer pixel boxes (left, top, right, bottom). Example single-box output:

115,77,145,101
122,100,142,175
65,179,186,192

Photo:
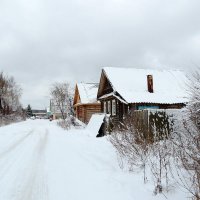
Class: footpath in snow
0,120,186,200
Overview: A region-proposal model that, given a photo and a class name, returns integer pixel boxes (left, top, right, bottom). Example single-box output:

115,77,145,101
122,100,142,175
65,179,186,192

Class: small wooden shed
73,83,101,124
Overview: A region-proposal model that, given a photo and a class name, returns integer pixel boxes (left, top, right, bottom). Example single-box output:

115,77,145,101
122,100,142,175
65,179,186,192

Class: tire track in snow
0,129,33,159
0,130,35,182
13,129,49,200
0,129,37,200
0,133,26,152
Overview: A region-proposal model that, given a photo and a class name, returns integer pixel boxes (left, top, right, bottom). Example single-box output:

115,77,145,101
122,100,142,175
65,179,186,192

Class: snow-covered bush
149,138,173,194
57,115,81,130
0,112,25,127
57,119,71,130
109,111,179,195
109,116,151,183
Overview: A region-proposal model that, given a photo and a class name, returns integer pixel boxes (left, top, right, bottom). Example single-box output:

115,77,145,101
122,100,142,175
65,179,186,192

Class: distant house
32,109,47,118
97,67,188,123
73,83,101,124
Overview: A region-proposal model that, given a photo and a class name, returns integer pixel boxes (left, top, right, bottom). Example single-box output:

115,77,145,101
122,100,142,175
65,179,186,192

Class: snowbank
86,113,105,137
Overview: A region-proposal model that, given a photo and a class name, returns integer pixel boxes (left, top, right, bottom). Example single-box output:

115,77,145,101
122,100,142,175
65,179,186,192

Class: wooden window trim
108,101,111,114
112,99,116,116
104,101,107,113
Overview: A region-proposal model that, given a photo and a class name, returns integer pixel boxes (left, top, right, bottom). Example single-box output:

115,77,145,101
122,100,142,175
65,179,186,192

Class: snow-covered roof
77,83,99,104
102,67,189,104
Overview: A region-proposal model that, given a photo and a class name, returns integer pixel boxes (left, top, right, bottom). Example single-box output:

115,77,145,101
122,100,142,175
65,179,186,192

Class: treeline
0,71,23,121
110,70,200,199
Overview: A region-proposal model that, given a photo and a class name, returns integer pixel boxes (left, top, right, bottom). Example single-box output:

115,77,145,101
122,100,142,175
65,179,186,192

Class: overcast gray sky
0,0,200,109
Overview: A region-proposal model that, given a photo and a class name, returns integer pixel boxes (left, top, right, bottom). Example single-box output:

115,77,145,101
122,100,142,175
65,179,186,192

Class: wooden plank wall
76,104,101,124
85,105,101,124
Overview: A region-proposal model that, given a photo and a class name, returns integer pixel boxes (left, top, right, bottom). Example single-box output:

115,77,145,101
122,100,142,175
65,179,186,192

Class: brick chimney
147,75,153,93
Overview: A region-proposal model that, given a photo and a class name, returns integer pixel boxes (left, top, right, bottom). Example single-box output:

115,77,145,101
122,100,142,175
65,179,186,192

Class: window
104,102,107,113
137,105,159,110
112,100,116,116
108,101,111,114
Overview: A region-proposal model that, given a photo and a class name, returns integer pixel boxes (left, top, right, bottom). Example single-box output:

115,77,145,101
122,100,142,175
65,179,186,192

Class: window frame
107,101,111,114
112,99,116,116
103,101,107,113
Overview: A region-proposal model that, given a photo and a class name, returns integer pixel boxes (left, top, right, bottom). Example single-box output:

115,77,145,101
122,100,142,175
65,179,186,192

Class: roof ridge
103,66,184,72
79,82,99,85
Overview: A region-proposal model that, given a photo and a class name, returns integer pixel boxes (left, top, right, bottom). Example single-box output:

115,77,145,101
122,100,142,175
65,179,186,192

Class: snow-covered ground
0,120,187,200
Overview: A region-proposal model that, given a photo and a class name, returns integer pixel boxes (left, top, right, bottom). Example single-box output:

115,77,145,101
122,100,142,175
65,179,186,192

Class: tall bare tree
0,72,22,115
50,82,73,120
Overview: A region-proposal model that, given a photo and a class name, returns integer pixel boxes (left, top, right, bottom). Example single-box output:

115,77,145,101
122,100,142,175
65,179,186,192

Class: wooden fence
132,109,180,140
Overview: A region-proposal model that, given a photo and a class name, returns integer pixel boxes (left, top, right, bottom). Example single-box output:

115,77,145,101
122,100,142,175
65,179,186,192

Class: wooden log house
73,83,101,124
97,67,188,124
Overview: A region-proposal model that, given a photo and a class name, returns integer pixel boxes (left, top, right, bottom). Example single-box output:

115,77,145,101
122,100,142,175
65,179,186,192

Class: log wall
75,104,101,124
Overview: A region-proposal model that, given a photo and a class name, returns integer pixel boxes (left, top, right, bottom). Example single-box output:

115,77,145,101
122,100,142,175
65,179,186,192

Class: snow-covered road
0,120,186,200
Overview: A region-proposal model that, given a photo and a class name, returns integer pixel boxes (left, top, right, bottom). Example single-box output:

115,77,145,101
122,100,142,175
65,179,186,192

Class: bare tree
50,83,72,120
0,72,22,115
0,71,23,126
7,76,22,112
172,70,200,199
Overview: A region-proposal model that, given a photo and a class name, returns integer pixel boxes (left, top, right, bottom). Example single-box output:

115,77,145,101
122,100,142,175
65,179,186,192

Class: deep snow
0,120,187,200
